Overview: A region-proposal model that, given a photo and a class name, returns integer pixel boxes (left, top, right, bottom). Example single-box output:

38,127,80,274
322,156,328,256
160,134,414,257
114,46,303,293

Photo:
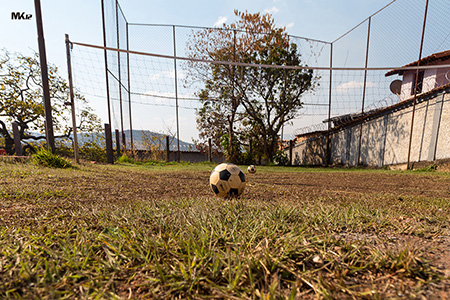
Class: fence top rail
127,22,331,45
70,39,450,72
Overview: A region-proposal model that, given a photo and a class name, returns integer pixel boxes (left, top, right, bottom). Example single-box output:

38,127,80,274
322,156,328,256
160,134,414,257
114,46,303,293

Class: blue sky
1,0,402,142
1,0,394,68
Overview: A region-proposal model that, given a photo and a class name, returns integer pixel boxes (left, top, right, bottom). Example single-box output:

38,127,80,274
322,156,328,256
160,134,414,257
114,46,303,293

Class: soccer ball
247,165,256,174
210,163,246,197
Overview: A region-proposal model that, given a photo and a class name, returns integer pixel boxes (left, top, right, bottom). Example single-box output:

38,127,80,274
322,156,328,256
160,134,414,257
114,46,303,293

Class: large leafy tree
186,11,316,162
0,50,101,154
186,24,243,162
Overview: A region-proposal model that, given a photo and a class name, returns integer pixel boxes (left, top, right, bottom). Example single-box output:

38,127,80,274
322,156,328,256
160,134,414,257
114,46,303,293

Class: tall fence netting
69,0,450,155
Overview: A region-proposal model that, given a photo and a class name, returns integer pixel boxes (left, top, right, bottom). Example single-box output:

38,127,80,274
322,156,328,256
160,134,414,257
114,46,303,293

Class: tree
186,11,317,162
0,49,101,154
186,25,243,162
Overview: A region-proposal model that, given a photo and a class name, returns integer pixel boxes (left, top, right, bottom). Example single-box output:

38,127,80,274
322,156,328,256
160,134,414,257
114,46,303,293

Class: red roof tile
385,50,450,77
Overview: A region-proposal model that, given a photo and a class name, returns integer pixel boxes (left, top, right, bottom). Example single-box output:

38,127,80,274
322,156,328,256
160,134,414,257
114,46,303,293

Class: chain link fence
69,0,450,164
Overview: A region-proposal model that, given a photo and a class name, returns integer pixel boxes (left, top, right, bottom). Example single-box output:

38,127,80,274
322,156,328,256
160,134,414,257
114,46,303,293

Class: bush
117,154,142,164
79,140,107,162
32,148,73,168
272,150,289,166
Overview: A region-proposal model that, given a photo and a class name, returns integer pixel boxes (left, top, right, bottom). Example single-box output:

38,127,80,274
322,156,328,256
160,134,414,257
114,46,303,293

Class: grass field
1,160,449,299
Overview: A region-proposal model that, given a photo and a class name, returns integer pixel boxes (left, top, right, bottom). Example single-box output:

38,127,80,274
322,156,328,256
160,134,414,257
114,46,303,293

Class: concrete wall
287,88,450,167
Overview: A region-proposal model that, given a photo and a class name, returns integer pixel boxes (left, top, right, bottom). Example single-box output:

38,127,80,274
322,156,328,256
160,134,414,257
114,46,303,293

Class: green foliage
117,154,141,164
32,147,73,168
55,139,74,157
272,150,289,166
220,133,242,163
186,11,317,162
413,164,437,172
0,49,102,154
79,140,106,162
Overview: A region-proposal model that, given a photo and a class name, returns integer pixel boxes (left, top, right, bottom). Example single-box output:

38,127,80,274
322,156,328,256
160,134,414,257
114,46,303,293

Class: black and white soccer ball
210,163,246,197
247,165,256,174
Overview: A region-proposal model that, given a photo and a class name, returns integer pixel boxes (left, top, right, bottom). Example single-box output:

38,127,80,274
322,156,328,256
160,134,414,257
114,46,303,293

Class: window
411,70,424,95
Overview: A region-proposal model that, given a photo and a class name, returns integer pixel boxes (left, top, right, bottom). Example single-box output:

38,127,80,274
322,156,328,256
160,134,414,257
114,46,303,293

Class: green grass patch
32,148,73,169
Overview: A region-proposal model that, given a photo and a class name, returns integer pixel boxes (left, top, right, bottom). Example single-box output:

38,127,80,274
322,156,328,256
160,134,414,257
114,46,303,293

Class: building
285,50,450,168
385,50,450,101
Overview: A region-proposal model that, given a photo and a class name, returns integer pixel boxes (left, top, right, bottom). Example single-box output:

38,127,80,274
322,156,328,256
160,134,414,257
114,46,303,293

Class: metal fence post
115,129,121,158
116,0,125,145
357,17,371,166
105,123,114,164
126,22,134,151
12,122,22,156
166,135,170,162
122,132,126,153
34,0,55,153
173,26,181,162
65,34,79,163
407,0,429,170
101,0,112,127
326,42,333,166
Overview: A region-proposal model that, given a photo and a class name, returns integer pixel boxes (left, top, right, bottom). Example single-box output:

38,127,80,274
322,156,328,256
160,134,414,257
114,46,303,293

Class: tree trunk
0,121,15,155
261,134,271,162
227,108,239,163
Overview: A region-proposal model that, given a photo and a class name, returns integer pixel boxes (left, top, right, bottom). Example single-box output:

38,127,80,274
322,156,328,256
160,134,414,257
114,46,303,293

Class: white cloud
149,70,174,81
335,81,376,94
213,16,228,27
286,22,294,29
264,6,280,14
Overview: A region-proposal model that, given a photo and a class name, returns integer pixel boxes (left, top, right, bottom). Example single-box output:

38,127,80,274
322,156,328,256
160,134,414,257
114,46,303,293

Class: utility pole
34,0,55,152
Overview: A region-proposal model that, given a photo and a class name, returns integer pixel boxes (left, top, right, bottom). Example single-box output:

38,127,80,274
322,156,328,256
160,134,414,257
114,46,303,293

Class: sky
1,0,402,143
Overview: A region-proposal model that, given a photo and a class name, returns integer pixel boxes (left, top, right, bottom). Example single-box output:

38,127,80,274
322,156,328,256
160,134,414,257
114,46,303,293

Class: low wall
287,88,450,167
133,150,224,164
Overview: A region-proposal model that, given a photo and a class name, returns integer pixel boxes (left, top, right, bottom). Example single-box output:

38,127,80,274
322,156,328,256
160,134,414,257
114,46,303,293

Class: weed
32,148,73,169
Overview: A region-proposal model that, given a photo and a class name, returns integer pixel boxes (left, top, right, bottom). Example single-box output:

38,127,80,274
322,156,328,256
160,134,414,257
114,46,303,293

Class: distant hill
23,130,197,152
121,130,196,151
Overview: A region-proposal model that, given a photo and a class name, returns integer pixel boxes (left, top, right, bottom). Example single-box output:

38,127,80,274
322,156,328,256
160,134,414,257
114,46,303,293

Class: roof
385,50,450,77
330,83,450,131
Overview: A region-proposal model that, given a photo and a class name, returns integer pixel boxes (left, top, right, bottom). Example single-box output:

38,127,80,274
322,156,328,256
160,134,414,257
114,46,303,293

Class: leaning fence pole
65,34,79,163
357,17,371,166
172,25,181,162
101,0,112,126
407,0,429,170
116,0,125,151
34,0,55,153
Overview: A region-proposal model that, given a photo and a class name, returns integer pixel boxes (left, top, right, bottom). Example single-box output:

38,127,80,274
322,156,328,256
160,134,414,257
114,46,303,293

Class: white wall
287,89,450,167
